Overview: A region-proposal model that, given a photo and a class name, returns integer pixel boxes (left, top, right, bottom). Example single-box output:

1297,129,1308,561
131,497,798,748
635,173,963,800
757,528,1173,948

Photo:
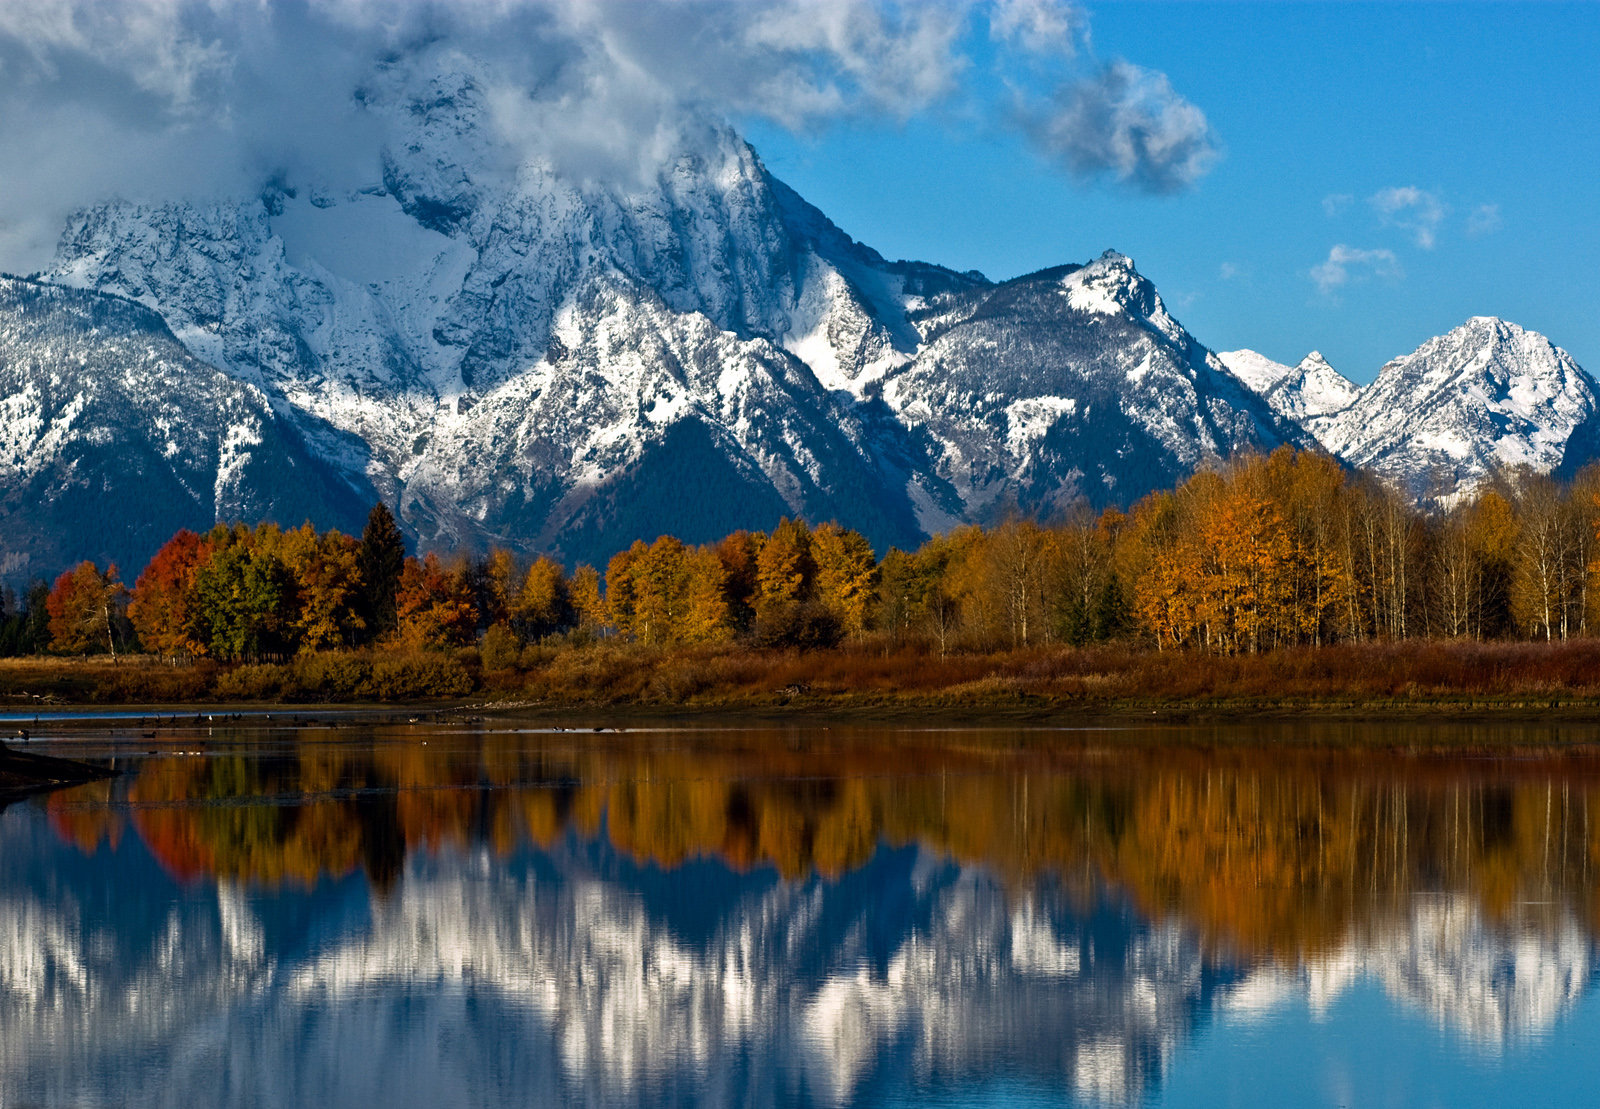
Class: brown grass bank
4,638,1600,714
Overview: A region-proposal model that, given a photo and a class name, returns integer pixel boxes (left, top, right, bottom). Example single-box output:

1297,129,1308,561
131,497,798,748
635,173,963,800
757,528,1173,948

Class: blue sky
744,2,1600,382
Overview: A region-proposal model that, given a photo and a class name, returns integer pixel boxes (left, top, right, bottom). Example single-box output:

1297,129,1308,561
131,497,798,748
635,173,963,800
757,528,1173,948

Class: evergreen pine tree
358,503,407,641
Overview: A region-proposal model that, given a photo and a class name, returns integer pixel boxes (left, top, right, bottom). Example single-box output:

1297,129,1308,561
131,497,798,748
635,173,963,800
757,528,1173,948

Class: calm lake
6,715,1600,1107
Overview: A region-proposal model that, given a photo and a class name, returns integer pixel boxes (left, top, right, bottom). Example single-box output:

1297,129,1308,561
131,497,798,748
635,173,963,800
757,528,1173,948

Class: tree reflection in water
5,719,1600,1107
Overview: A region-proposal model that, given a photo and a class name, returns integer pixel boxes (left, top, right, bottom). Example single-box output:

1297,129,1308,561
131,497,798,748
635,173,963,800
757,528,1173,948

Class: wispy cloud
1311,244,1401,294
1467,203,1503,237
1322,193,1354,218
1369,186,1447,249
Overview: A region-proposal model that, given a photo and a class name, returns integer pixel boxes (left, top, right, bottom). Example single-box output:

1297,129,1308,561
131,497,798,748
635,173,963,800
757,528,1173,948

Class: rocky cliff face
0,276,371,580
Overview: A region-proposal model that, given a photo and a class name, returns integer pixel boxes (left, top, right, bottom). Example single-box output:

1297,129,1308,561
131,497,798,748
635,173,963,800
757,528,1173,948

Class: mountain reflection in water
5,720,1600,1107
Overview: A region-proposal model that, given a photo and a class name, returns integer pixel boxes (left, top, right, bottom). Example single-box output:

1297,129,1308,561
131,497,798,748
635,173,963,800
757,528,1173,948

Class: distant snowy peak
1318,317,1599,493
1220,349,1359,433
1267,352,1360,425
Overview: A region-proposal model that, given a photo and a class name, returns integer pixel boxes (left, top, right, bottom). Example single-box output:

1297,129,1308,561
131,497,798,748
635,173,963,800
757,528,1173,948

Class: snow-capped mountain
0,59,1293,577
1,53,1592,580
1314,318,1600,494
0,276,371,581
887,252,1301,525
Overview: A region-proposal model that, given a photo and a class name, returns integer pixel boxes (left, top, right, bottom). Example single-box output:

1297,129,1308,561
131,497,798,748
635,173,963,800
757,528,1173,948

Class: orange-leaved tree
513,555,571,641
280,524,366,651
395,553,479,648
129,529,210,660
47,561,128,656
811,522,878,640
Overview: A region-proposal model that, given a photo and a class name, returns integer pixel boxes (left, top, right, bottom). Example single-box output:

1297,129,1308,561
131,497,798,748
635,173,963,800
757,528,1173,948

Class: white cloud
1016,60,1218,194
1311,244,1401,294
1466,203,1503,237
1218,261,1241,281
990,0,1085,56
0,0,1219,269
1370,185,1446,249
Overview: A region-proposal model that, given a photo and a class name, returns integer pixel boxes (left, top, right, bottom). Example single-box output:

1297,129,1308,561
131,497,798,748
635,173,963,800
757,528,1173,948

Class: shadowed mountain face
8,723,1600,1108
0,277,373,580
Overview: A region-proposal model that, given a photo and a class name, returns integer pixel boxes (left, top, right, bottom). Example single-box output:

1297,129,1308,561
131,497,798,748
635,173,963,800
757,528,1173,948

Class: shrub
213,663,290,701
754,602,843,651
480,623,521,671
94,662,214,703
368,653,473,700
290,651,372,700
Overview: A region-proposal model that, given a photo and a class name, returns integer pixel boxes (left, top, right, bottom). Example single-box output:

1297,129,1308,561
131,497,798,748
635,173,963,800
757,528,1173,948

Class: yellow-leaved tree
811,522,878,639
280,524,366,652
514,555,570,641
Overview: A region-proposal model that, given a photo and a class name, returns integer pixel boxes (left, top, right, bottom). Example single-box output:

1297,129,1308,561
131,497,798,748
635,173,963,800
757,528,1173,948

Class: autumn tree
752,517,847,649
754,518,814,633
876,535,961,655
280,525,366,651
985,519,1053,647
713,530,762,635
481,548,522,628
811,523,877,639
631,536,689,645
876,548,930,646
513,556,572,641
569,564,607,633
129,530,209,660
394,553,479,649
604,542,646,637
679,545,733,644
47,561,129,656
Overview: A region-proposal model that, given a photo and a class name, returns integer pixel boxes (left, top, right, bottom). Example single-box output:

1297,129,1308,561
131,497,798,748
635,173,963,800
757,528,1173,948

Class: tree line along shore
8,446,1600,707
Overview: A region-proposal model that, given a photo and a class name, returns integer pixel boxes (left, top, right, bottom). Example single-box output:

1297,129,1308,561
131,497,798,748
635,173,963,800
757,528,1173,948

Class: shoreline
0,741,116,797
9,693,1600,727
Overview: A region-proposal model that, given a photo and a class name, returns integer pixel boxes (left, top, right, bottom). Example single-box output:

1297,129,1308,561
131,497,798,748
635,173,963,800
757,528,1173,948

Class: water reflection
5,721,1600,1106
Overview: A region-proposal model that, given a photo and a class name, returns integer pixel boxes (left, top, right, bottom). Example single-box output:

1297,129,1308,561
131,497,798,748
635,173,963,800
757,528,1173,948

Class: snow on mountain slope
1217,349,1295,395
885,253,1306,524
13,50,1595,578
0,276,372,580
1264,352,1360,428
1316,317,1600,495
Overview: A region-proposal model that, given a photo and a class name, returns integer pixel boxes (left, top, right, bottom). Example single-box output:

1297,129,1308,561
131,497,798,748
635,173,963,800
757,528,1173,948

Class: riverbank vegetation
8,447,1600,706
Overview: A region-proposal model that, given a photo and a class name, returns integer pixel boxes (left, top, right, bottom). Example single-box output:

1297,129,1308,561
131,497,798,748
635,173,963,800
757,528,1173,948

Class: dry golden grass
5,637,1600,709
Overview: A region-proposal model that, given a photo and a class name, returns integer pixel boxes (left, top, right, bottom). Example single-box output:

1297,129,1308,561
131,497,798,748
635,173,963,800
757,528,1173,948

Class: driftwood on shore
0,742,114,794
